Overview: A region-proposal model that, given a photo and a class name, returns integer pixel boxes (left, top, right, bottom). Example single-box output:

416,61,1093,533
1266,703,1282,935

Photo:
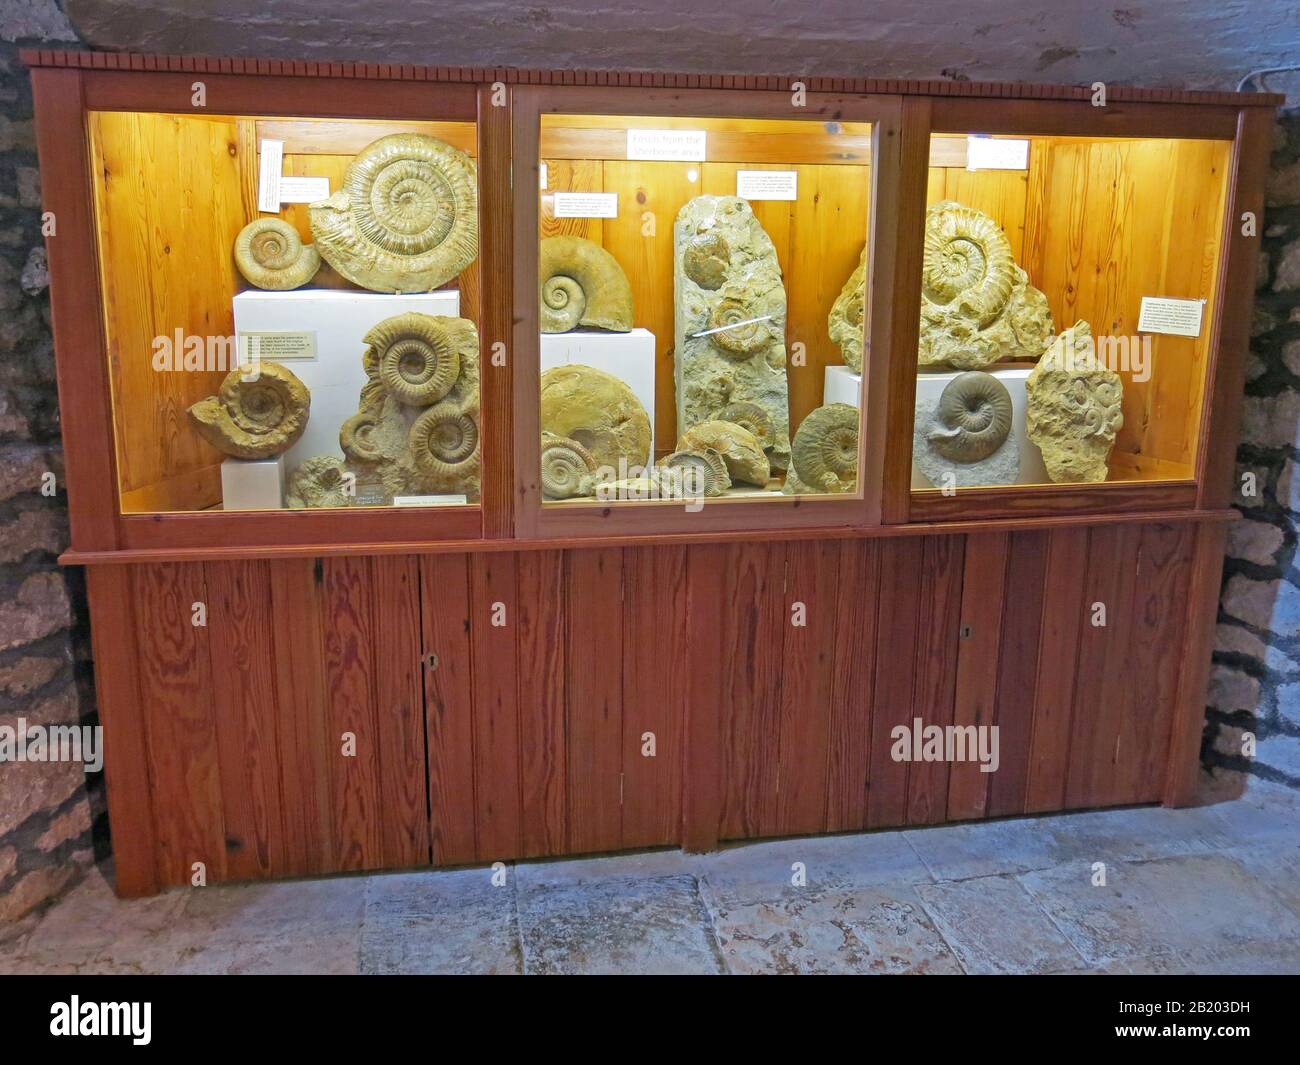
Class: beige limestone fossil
188,361,310,459
539,236,634,332
662,448,730,497
233,217,321,290
309,133,478,293
286,455,352,509
1026,320,1123,483
674,195,791,470
540,364,652,475
680,419,769,487
828,243,868,373
927,371,1013,463
919,200,1054,369
785,403,858,495
540,432,598,500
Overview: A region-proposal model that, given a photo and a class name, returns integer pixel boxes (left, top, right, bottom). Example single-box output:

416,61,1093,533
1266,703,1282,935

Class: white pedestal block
912,366,1048,488
221,456,285,511
541,328,657,458
233,289,461,474
824,365,862,407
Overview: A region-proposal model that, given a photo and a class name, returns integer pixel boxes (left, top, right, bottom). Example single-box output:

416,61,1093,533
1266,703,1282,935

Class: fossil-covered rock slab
680,419,769,487
674,195,791,471
828,243,868,374
913,373,1019,488
309,133,478,294
919,200,1053,369
286,455,352,508
540,364,651,476
1026,320,1123,483
539,236,634,332
188,361,310,459
784,403,858,495
288,311,480,507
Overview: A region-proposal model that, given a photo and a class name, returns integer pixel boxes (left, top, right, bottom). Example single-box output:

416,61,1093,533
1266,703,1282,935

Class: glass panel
88,112,481,513
911,132,1230,493
536,113,872,507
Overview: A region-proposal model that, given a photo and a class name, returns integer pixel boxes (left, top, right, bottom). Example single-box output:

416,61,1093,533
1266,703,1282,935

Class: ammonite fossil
540,433,597,499
187,362,310,459
539,236,634,333
680,419,769,487
233,217,321,290
410,399,479,483
828,244,867,373
662,447,730,498
362,312,475,407
682,231,731,291
540,364,651,472
790,403,859,494
309,133,478,293
339,406,384,463
717,401,773,449
926,371,1013,463
922,202,1015,328
286,456,352,509
706,297,769,356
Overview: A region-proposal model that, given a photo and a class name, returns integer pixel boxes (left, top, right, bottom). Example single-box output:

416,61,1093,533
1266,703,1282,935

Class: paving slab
916,875,1087,974
517,874,722,975
360,869,521,975
705,881,962,974
515,847,701,890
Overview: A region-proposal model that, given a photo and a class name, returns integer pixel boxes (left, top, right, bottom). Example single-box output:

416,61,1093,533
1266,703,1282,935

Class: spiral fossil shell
706,297,769,356
922,202,1015,329
339,406,384,463
187,362,311,459
233,218,321,290
680,420,769,487
926,371,1013,463
716,401,773,450
682,232,731,291
410,399,480,482
791,403,859,494
540,365,651,473
362,312,475,407
540,433,597,499
663,448,730,497
309,133,478,293
539,236,634,333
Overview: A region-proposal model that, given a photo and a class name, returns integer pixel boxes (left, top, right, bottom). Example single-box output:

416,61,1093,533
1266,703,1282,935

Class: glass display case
88,109,483,516
906,129,1231,509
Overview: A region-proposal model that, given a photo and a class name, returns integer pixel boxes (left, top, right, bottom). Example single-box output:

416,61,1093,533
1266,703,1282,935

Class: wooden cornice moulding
18,48,1285,108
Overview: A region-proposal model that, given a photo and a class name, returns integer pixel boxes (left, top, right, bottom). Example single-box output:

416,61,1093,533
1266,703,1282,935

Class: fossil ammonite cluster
309,133,478,293
926,371,1013,463
790,403,859,494
233,217,321,290
187,361,311,459
539,236,634,333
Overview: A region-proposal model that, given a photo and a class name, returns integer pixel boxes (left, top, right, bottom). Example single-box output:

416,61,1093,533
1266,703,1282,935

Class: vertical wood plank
420,554,478,866
682,544,726,851
622,545,688,848
565,548,625,853
469,552,522,860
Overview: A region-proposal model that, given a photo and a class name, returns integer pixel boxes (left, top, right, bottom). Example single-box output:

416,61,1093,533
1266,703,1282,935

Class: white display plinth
822,363,1049,487
221,456,285,511
541,328,657,459
233,289,461,475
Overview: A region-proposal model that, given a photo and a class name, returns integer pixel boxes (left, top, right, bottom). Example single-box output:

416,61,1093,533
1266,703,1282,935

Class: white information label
552,191,619,218
393,494,469,506
736,170,798,201
539,162,548,190
279,176,330,203
257,138,285,212
966,136,1030,171
1138,296,1204,337
626,128,707,162
239,330,318,362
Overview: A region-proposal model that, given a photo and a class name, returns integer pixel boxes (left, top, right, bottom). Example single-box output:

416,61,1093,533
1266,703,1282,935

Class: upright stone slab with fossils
674,195,791,473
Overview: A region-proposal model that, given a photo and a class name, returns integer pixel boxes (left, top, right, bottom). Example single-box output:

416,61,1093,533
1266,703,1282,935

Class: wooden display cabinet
24,49,1277,897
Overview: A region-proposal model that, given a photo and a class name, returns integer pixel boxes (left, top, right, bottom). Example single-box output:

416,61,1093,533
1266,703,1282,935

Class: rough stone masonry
0,0,1297,925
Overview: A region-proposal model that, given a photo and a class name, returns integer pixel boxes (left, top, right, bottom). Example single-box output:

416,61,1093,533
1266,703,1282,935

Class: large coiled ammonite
309,133,478,293
362,312,474,407
927,371,1013,463
410,400,479,482
186,362,311,459
662,447,730,497
790,403,859,494
706,297,769,356
539,236,634,333
921,202,1015,329
540,433,597,499
233,218,321,290
717,401,773,450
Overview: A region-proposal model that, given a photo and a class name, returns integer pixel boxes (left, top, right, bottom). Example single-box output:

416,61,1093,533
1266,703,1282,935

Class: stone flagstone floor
2,781,1299,975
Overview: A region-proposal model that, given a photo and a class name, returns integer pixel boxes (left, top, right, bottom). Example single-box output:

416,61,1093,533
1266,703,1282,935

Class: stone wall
1206,113,1300,792
0,0,97,929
